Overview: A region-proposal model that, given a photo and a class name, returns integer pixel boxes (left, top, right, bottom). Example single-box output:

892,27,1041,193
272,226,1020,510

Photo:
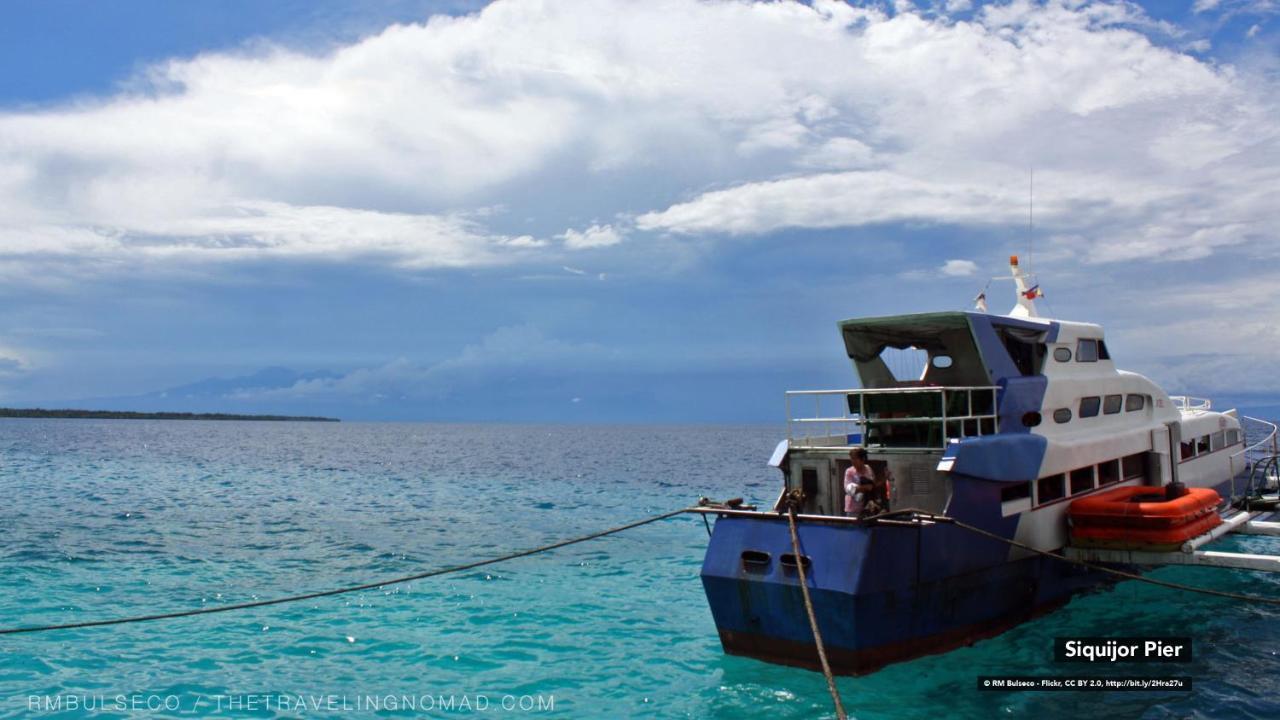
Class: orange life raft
1067,485,1223,551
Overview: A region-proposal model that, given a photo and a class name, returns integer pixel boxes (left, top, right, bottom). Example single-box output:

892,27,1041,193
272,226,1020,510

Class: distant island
0,408,339,422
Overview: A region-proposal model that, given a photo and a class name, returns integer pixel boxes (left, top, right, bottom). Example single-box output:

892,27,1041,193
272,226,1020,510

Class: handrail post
940,388,948,446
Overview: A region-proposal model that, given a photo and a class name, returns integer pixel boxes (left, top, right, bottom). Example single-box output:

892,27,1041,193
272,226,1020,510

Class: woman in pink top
844,448,874,516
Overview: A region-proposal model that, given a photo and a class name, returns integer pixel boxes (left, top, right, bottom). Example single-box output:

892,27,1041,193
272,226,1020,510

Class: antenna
1028,167,1033,274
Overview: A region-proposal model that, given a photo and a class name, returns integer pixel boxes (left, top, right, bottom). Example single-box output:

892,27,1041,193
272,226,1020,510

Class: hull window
1070,467,1096,494
1103,394,1123,414
1098,459,1120,485
1125,394,1146,412
1122,453,1148,481
1079,396,1101,418
1053,408,1072,424
1037,474,1066,504
1053,347,1072,362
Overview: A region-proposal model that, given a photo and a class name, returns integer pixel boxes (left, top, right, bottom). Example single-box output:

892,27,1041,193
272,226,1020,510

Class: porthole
931,355,954,369
1022,411,1042,427
1053,408,1072,424
1053,347,1072,362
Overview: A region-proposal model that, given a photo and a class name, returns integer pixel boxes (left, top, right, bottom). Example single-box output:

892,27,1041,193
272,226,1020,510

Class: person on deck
844,448,874,517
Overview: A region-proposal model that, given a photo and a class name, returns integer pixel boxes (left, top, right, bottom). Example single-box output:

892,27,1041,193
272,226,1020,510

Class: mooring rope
785,497,849,720
881,508,1280,607
0,508,689,636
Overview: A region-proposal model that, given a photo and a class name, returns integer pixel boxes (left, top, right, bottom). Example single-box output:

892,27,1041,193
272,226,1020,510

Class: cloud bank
0,0,1275,276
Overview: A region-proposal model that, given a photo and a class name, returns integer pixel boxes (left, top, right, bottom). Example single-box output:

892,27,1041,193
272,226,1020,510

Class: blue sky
0,0,1277,421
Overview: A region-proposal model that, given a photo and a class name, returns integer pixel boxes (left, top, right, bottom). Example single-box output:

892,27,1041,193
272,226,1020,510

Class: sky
0,0,1277,422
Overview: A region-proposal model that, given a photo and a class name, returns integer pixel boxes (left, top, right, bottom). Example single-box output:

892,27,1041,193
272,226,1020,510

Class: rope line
882,508,1280,606
0,508,689,636
786,500,849,720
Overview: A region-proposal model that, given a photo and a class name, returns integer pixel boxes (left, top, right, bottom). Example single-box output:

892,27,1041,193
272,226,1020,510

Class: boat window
1076,339,1099,362
1211,431,1225,452
1053,347,1072,362
1227,429,1240,445
1098,459,1120,485
1103,394,1123,414
1037,474,1066,504
1125,394,1145,412
1070,467,1095,494
1197,435,1210,455
1122,453,1147,480
930,354,953,369
1053,408,1072,424
1180,441,1196,460
1022,411,1042,428
1001,482,1031,503
1079,396,1101,418
1097,340,1111,360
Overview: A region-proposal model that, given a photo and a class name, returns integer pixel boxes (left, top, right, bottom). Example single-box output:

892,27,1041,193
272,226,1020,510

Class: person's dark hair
850,448,868,462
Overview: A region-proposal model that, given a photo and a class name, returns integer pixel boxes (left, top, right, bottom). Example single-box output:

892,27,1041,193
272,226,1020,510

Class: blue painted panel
966,314,1021,383
949,434,1047,481
995,375,1048,434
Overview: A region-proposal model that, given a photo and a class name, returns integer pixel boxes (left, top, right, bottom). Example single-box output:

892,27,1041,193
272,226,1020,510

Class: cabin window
1001,481,1032,516
931,354,954,369
1053,408,1072,424
1079,396,1101,418
1122,453,1148,481
1197,435,1211,455
1053,347,1072,362
1211,431,1225,452
1070,467,1095,494
1097,340,1111,360
1125,394,1146,412
1077,339,1099,362
1227,429,1240,445
1180,441,1196,460
1022,411,1042,428
1037,474,1066,504
1098,459,1120,485
1103,394,1123,414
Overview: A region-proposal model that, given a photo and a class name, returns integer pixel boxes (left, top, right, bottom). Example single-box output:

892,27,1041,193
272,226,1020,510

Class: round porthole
1053,347,1072,362
931,355,954,369
1022,411,1042,427
1053,408,1072,424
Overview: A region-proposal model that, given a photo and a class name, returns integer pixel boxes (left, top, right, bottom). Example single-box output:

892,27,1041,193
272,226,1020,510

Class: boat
694,256,1277,675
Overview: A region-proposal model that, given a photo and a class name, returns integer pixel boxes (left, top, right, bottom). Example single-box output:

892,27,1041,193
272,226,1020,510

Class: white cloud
0,0,1274,276
559,223,623,249
940,259,978,277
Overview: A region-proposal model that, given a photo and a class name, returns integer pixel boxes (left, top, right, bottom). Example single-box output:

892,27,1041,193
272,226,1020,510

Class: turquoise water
1,419,1278,719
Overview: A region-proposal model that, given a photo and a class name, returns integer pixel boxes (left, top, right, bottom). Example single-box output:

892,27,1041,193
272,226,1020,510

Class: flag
1023,285,1041,299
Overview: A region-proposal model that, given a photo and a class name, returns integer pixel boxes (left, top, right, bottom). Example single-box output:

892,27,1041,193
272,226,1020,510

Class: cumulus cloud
0,0,1275,275
941,259,978,277
559,224,623,249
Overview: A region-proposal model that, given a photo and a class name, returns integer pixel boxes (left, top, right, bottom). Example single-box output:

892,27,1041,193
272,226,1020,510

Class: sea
1,419,1278,719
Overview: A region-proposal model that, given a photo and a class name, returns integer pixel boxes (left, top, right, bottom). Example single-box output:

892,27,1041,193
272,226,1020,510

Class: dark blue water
0,419,1277,718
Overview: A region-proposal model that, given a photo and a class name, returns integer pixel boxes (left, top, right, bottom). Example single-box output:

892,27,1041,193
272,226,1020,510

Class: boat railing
1170,395,1213,412
785,386,1000,450
1231,415,1280,498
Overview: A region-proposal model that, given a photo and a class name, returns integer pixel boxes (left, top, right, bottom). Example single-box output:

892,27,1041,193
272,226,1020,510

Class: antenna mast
1028,168,1033,273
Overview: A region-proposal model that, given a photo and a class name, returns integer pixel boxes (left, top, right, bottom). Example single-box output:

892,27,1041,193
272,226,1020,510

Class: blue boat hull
701,517,1095,674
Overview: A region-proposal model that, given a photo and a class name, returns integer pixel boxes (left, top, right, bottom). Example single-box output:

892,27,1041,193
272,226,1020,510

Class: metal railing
785,386,1000,450
1170,395,1213,412
1229,415,1278,500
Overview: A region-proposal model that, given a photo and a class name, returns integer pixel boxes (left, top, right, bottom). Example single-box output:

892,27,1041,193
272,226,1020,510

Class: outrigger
691,256,1280,675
